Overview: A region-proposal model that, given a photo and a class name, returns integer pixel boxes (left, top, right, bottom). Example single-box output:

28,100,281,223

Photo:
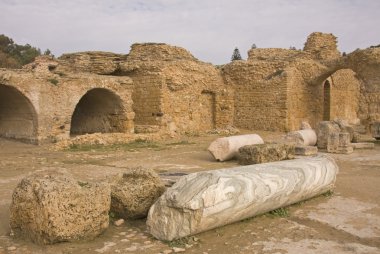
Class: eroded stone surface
295,145,318,156
110,168,166,219
147,155,338,241
10,169,110,244
238,143,295,165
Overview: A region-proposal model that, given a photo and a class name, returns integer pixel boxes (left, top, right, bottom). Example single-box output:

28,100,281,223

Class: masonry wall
329,69,360,123
222,61,289,131
0,66,134,143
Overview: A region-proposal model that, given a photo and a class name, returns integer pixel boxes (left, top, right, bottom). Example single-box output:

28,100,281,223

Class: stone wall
329,69,360,123
303,32,341,61
120,43,234,134
222,61,289,131
0,60,134,144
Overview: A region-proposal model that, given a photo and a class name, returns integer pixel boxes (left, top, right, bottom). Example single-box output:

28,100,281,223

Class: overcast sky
1,0,379,64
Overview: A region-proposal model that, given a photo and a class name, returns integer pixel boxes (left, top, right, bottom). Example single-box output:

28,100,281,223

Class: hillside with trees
0,34,52,69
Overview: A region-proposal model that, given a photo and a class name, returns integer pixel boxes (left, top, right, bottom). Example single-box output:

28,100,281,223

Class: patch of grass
322,190,334,198
67,140,162,152
77,181,89,187
166,140,195,146
48,78,59,86
268,207,289,218
165,236,192,248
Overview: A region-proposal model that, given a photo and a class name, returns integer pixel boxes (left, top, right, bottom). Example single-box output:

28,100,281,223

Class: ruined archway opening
0,85,38,143
323,80,331,121
70,88,126,136
200,90,216,130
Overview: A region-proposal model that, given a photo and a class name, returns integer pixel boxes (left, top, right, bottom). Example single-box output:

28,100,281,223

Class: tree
231,47,242,61
0,34,43,68
251,43,257,49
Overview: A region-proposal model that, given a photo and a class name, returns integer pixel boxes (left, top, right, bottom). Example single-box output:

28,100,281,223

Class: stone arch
70,88,126,136
323,80,331,121
319,69,360,124
0,84,38,143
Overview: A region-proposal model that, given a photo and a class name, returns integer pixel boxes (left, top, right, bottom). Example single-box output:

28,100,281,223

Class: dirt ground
0,131,379,254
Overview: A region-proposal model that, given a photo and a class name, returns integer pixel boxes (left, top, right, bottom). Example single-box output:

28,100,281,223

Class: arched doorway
323,80,331,121
70,88,126,136
0,85,38,143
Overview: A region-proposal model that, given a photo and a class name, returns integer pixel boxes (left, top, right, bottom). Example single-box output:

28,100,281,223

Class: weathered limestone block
317,121,341,149
238,144,295,165
372,122,380,140
327,132,353,154
334,119,355,141
147,155,338,241
295,145,318,156
351,142,375,149
300,121,312,130
10,169,110,245
208,134,264,161
284,129,317,146
110,168,166,219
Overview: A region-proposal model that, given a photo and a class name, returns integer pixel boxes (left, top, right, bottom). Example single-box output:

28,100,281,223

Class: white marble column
147,155,338,241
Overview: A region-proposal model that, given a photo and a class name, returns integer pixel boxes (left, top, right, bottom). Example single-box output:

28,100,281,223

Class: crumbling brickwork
0,32,379,143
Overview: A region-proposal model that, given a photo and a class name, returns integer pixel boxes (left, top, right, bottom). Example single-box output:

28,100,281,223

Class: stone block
351,142,375,149
295,145,318,156
10,169,110,245
284,129,317,146
317,121,340,149
238,143,295,165
208,134,264,161
110,168,166,219
147,155,338,241
327,132,352,154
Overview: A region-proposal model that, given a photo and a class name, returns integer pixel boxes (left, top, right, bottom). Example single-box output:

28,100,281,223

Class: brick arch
70,88,127,136
0,84,38,143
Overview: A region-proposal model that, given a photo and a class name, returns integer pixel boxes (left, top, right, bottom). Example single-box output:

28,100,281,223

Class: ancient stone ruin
0,32,379,144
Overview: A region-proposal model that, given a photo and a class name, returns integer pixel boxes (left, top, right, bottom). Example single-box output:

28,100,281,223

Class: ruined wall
222,60,289,131
120,43,234,134
0,58,134,143
303,32,341,61
329,69,360,123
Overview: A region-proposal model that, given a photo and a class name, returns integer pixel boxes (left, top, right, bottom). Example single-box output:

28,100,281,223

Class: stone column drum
208,134,264,161
147,155,338,241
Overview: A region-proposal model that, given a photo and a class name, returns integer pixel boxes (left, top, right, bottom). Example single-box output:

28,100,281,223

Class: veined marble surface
147,155,339,241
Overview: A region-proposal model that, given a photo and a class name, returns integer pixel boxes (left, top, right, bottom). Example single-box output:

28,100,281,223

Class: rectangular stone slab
147,155,339,241
238,143,295,165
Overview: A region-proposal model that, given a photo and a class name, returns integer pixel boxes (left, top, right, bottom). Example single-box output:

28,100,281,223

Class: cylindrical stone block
207,134,264,161
147,155,339,241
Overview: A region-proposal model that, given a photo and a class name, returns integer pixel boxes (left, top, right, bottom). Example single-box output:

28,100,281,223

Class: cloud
0,0,379,64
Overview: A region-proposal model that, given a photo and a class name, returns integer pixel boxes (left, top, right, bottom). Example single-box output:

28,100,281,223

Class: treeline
0,34,53,69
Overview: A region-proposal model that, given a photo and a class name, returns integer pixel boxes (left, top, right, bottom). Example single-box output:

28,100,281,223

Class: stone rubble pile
10,168,165,245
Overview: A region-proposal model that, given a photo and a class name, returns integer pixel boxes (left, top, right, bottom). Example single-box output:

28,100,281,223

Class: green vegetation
231,47,242,61
0,34,53,69
67,138,195,152
268,207,289,217
48,78,59,86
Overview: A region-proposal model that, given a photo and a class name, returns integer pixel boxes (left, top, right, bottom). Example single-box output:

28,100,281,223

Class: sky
0,0,379,64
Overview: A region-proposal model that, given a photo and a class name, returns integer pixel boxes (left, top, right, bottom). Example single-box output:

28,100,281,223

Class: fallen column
208,134,264,161
284,129,317,146
147,155,338,241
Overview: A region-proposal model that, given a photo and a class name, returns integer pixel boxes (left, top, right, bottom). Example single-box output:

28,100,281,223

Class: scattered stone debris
114,219,125,227
109,168,166,219
10,169,111,244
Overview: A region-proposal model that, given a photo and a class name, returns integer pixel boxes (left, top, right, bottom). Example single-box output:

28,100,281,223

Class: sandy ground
0,131,379,254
